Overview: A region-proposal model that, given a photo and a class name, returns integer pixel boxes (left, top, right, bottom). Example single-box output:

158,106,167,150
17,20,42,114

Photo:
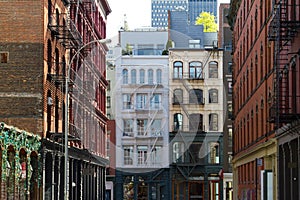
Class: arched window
55,48,59,75
131,69,136,84
209,113,218,131
62,56,66,76
156,69,162,84
140,69,145,84
173,89,183,104
209,61,218,78
56,8,59,26
47,90,52,136
173,113,183,131
209,89,218,103
189,61,203,79
122,69,128,84
47,40,52,74
189,89,203,104
173,142,184,163
189,114,203,131
173,61,183,79
48,0,52,24
208,142,220,164
148,69,153,84
55,96,59,133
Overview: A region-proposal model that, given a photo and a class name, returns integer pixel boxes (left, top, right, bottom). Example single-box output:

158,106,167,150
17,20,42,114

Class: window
140,69,145,84
228,128,233,147
137,119,148,136
209,113,218,131
122,69,128,84
48,0,52,23
148,69,154,84
189,142,204,163
189,114,203,131
209,179,220,200
131,69,136,84
228,80,233,94
122,94,133,109
174,113,183,131
106,96,111,108
173,89,183,104
0,52,8,63
228,62,233,73
136,94,147,109
228,103,233,119
47,40,52,73
156,69,162,84
189,89,203,104
151,146,162,164
189,40,201,48
150,94,161,109
137,146,148,165
209,89,218,103
173,61,183,79
124,146,133,165
123,119,133,136
173,142,184,163
208,142,220,164
150,119,162,136
189,62,203,79
209,61,218,78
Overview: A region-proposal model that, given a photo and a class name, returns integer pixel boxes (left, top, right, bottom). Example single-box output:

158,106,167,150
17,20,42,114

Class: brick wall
0,1,44,135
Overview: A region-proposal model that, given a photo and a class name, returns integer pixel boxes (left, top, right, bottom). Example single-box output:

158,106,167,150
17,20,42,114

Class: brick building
268,0,300,199
0,0,111,199
228,0,277,199
218,3,233,200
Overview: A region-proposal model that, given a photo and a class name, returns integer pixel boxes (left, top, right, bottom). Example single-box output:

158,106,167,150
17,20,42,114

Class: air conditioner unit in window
47,97,53,106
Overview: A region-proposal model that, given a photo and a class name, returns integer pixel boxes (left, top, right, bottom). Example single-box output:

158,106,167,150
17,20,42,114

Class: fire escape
47,0,98,143
268,0,300,127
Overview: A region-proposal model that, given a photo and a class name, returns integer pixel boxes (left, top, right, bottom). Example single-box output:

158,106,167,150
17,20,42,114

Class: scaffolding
268,0,300,126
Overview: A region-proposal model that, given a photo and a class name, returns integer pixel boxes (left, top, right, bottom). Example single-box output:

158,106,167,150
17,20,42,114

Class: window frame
173,89,183,104
122,69,128,84
189,61,203,79
173,113,183,131
123,146,134,165
140,69,145,84
148,69,154,84
209,89,218,103
173,61,183,79
209,61,218,78
136,93,148,109
131,69,137,84
189,89,204,104
209,113,218,131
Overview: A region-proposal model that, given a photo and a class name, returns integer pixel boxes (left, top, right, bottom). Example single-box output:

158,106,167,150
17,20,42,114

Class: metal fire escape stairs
145,84,161,166
268,0,300,127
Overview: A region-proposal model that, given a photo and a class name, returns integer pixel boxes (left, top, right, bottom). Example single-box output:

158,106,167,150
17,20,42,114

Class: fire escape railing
268,1,300,126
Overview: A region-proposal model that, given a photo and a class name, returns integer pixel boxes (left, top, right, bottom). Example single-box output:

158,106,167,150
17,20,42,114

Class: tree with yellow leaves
195,12,218,32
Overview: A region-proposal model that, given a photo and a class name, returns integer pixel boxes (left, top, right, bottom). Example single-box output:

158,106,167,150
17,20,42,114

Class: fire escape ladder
268,1,300,125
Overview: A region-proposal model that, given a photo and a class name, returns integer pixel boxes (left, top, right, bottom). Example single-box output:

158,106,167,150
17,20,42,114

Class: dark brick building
0,0,111,199
228,0,277,199
229,0,300,199
219,3,233,199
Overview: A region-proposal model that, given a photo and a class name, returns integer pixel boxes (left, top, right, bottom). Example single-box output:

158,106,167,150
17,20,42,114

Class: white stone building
113,29,171,199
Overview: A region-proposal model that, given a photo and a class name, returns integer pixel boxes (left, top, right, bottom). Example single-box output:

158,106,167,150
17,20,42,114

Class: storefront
0,122,42,200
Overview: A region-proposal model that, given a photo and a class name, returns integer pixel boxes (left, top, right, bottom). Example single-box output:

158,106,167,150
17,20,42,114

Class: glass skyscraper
151,0,218,29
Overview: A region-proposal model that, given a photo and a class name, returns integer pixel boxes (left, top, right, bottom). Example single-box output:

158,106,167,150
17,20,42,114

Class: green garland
0,122,41,185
